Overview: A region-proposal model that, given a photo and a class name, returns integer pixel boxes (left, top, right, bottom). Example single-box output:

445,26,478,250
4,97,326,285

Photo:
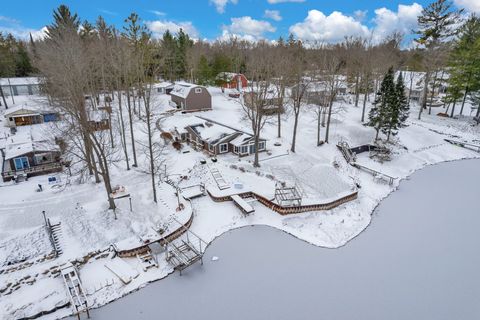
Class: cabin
153,82,174,95
170,82,212,113
293,82,347,106
0,77,41,97
216,73,248,91
1,129,62,181
4,105,60,128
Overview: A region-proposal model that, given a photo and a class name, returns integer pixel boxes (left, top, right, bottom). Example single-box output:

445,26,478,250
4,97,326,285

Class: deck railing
2,162,63,180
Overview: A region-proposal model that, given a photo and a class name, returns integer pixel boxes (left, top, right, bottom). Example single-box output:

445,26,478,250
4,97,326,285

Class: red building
216,72,248,91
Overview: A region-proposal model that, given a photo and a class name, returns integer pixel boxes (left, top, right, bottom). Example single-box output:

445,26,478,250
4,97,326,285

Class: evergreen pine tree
396,73,410,129
367,68,395,141
197,55,212,85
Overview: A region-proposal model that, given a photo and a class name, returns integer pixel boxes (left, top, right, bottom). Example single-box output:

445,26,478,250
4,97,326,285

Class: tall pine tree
367,68,395,141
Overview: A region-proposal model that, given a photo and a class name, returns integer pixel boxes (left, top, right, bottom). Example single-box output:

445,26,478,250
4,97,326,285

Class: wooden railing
2,162,63,180
208,190,358,215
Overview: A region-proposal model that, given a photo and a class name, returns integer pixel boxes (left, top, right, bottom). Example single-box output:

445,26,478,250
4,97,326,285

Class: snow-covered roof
4,104,55,117
230,133,261,147
170,82,204,99
216,72,245,82
0,77,41,86
4,127,59,160
188,122,237,146
153,81,174,89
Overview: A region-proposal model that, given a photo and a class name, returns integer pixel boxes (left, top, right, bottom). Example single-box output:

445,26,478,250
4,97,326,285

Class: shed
170,82,212,113
216,73,248,91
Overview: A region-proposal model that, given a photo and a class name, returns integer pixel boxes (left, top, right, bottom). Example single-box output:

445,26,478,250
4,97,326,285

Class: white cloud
354,10,368,22
223,16,276,40
289,10,370,43
149,10,166,17
210,0,238,14
264,9,282,21
372,3,423,42
145,20,199,39
454,0,480,13
0,15,46,40
267,0,305,3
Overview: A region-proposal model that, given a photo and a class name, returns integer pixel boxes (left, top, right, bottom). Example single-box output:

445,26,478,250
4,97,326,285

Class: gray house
0,77,41,96
170,82,212,113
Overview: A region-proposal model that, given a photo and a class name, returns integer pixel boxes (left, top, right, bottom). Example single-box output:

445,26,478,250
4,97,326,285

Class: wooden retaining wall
116,213,194,258
208,190,358,215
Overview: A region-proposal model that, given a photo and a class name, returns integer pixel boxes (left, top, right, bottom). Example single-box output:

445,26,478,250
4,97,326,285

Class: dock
61,263,90,319
444,139,480,153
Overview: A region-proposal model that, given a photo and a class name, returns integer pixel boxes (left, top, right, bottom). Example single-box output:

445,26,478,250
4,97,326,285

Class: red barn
216,72,248,91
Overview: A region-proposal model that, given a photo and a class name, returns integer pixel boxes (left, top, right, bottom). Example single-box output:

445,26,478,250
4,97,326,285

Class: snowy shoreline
55,156,479,320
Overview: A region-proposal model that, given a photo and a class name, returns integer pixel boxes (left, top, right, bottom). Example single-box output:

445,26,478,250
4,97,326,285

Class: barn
216,72,248,91
170,82,212,113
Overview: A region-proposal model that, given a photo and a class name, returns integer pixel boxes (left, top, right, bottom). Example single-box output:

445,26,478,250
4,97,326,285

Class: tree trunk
253,133,260,167
117,91,130,170
317,109,321,146
460,85,469,116
428,71,438,115
361,75,369,122
146,110,157,203
0,86,8,108
324,98,334,143
418,71,430,120
126,90,138,167
354,74,360,107
408,75,413,105
291,109,300,153
450,100,457,118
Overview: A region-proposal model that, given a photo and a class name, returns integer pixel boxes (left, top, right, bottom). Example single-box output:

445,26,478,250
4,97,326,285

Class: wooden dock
61,263,90,319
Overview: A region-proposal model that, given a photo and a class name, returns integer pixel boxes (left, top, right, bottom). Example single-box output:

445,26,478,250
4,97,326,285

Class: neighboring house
153,82,174,95
170,82,212,113
243,88,283,115
88,109,110,131
1,129,62,181
216,72,248,91
172,117,267,157
0,77,41,96
293,82,347,106
4,105,60,127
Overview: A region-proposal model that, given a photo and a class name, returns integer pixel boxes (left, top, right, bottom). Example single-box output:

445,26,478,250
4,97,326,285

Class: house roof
153,81,174,89
4,127,59,160
188,122,238,146
216,72,245,82
170,82,205,99
230,133,265,147
4,104,55,117
0,77,41,86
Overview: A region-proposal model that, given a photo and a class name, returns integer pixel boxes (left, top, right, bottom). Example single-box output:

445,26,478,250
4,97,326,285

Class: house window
209,144,215,152
14,157,30,170
220,143,228,153
195,88,202,94
258,141,265,151
241,145,248,154
9,117,13,122
234,146,238,154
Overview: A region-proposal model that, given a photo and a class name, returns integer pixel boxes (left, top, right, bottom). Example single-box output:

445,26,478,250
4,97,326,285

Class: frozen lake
84,159,480,320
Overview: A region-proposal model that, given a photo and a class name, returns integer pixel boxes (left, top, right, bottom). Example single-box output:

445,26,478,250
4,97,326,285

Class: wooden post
129,197,132,212
42,210,47,226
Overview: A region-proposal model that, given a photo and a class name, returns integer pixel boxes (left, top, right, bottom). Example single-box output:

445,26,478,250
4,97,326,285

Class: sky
0,0,479,43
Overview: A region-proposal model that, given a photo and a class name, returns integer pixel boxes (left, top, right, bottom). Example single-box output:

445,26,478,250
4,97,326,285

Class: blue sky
0,0,478,42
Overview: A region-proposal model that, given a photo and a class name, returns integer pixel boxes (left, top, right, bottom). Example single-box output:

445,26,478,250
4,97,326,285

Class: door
14,157,29,170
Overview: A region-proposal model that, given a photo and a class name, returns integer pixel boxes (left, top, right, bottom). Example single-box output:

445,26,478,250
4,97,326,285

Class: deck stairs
47,219,63,256
137,251,159,272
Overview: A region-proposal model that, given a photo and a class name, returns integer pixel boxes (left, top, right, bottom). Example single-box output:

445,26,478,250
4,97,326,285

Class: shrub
172,141,182,151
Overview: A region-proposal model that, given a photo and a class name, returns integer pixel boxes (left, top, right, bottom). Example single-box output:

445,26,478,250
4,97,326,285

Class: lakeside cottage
171,117,266,157
1,127,62,181
170,82,212,113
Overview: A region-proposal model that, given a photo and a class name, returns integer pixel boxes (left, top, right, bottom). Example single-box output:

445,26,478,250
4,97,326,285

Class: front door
14,157,29,170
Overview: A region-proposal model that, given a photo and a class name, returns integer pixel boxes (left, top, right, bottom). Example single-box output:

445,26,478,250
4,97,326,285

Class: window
234,146,238,154
258,141,265,151
241,145,248,154
209,144,214,152
220,143,228,153
195,88,202,94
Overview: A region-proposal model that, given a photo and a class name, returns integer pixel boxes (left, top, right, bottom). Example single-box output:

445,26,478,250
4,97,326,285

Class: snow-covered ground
0,87,479,319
